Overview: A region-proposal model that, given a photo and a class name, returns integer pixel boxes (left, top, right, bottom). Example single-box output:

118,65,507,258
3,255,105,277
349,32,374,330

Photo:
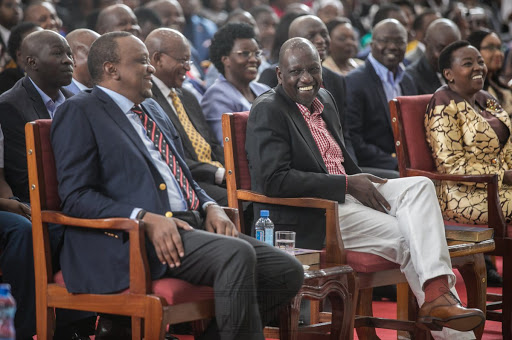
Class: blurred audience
0,0,22,70
64,28,100,94
23,1,61,32
95,3,142,37
324,17,363,76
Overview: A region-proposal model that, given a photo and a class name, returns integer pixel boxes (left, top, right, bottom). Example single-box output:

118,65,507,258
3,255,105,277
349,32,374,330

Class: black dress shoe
487,268,503,287
95,315,131,340
53,316,95,340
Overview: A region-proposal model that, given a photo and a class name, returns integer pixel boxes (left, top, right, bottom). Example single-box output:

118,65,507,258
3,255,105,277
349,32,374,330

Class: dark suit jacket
151,83,224,184
405,55,442,95
51,86,213,294
246,86,361,249
0,76,73,202
345,59,417,170
258,65,356,161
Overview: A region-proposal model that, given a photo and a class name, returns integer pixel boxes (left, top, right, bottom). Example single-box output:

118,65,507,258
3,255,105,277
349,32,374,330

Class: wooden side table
272,264,358,340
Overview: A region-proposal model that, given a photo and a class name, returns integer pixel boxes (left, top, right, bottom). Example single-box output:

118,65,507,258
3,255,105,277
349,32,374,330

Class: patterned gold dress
425,85,512,224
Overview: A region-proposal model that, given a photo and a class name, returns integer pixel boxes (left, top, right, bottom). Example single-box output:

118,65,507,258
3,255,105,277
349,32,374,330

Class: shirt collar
29,77,66,114
72,78,88,91
152,75,175,96
96,85,135,114
368,53,405,85
296,97,324,117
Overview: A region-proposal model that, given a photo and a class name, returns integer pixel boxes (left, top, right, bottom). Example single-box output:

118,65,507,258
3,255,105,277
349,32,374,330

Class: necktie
168,91,223,168
132,105,200,210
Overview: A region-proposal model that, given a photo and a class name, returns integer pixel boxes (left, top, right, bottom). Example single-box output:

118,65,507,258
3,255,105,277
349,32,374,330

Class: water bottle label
255,229,264,242
264,229,273,246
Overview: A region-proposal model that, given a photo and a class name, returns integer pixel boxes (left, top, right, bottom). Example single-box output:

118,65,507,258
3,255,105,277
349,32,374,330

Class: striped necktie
132,105,199,210
169,90,223,168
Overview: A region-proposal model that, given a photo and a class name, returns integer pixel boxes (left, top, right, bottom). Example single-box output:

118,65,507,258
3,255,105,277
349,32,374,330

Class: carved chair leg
355,288,379,340
279,293,302,340
456,254,486,340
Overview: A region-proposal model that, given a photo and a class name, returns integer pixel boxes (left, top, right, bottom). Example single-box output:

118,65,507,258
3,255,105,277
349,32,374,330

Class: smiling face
479,33,504,75
371,20,407,73
154,36,191,88
114,35,155,103
24,3,60,32
222,38,261,86
0,0,22,29
277,43,322,108
444,46,487,101
329,23,358,63
289,16,330,61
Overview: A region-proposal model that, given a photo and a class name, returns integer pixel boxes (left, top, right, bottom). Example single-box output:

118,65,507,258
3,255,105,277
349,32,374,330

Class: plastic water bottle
0,284,16,340
255,210,274,246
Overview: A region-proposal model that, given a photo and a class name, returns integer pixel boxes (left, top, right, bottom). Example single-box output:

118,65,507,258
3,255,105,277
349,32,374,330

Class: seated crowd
0,0,510,339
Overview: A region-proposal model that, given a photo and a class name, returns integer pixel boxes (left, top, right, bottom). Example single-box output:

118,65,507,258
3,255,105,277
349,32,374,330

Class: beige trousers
338,176,475,340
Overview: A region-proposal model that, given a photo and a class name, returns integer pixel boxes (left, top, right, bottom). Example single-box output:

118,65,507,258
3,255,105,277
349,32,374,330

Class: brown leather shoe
417,292,485,331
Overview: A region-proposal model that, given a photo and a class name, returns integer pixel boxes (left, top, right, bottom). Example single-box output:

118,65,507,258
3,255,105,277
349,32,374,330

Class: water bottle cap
0,283,11,295
260,210,269,217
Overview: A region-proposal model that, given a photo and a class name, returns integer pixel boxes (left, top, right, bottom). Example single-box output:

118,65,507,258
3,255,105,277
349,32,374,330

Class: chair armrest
406,169,497,183
40,210,151,294
406,169,507,238
222,207,240,231
236,190,345,264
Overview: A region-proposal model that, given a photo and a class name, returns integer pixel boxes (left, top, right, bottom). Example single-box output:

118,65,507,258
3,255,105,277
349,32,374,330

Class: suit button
159,183,166,190
491,158,498,164
391,153,397,158
165,211,173,218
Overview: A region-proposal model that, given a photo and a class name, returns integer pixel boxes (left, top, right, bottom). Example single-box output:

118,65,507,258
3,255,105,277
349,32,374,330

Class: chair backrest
26,119,61,211
389,94,434,176
222,111,250,233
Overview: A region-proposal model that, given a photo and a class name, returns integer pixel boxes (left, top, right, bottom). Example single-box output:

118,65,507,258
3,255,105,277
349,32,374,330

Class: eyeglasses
373,37,407,48
161,52,194,66
231,50,263,59
480,44,506,53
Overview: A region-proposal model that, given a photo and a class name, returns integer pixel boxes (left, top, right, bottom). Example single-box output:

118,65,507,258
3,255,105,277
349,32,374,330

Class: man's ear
150,51,161,67
103,61,119,80
276,65,283,85
25,56,36,70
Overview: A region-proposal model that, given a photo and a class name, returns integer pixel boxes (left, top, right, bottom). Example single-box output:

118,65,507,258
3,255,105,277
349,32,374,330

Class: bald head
371,19,407,73
96,4,141,37
145,28,191,88
145,0,185,32
288,15,330,61
424,19,461,72
66,29,100,87
21,30,73,96
277,37,322,108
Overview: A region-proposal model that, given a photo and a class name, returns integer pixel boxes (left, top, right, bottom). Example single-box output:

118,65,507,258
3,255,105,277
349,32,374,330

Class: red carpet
172,258,504,340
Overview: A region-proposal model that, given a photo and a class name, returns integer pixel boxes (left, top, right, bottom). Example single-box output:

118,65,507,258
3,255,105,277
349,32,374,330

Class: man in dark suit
0,29,94,340
51,31,303,339
345,19,417,175
64,28,99,94
145,28,227,206
259,14,356,160
246,37,484,339
406,19,461,95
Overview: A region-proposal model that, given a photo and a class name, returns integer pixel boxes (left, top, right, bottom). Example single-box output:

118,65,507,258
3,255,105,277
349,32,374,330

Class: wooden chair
390,95,511,339
25,119,240,340
223,111,495,340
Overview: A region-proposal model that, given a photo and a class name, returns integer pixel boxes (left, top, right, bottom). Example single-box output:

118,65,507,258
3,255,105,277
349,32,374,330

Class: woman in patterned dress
425,40,512,225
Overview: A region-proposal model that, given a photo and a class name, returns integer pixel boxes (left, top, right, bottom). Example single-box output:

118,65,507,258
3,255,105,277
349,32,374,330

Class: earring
449,79,454,83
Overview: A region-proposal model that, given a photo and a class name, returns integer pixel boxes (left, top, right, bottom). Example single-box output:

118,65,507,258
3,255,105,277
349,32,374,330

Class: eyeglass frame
160,51,194,66
480,44,506,53
230,50,263,59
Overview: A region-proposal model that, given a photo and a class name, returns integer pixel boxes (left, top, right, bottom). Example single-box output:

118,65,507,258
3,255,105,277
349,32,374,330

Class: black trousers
0,211,93,339
163,228,304,340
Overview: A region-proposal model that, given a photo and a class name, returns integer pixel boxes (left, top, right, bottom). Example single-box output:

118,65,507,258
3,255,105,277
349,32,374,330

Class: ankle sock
424,275,449,303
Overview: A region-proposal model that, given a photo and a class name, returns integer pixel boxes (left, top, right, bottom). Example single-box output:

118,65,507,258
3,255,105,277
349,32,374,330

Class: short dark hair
412,9,437,31
438,40,470,81
326,17,352,35
134,7,162,27
270,11,306,64
88,31,133,84
209,22,256,76
249,5,274,20
467,28,493,51
372,4,402,28
7,22,39,62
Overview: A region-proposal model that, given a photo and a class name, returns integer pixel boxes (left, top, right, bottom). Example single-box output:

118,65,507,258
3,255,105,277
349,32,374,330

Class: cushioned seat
53,271,214,305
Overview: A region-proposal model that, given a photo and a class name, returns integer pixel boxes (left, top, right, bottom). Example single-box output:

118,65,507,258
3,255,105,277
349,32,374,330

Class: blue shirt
368,53,405,102
96,86,188,215
29,77,66,118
